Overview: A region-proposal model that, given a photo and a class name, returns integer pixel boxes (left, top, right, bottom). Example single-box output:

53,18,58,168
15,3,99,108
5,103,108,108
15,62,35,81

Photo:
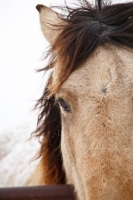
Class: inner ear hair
36,4,66,45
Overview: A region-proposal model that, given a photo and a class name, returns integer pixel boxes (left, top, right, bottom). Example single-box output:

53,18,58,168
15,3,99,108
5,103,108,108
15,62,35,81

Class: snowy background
0,0,66,187
0,0,130,187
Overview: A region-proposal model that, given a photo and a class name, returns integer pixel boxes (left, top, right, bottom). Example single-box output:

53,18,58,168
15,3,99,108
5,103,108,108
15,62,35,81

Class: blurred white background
0,2,74,186
0,0,66,132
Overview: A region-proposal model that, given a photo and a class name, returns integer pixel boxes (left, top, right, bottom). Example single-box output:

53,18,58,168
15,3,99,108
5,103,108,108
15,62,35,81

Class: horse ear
36,5,65,45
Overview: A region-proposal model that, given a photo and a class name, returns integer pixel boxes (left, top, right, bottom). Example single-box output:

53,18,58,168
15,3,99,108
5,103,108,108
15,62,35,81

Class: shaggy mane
48,0,133,93
33,0,133,184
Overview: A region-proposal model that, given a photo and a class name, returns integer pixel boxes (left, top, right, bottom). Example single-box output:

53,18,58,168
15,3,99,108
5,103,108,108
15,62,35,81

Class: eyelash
57,98,71,112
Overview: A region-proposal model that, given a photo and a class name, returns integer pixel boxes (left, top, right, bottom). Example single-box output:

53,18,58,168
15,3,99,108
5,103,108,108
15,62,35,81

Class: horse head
35,1,133,199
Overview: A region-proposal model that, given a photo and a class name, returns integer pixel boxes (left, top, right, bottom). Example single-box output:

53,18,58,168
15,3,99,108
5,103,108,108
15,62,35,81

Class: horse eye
57,98,71,112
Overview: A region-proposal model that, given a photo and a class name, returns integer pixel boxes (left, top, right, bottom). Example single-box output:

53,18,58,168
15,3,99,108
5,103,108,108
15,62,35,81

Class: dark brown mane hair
34,0,133,184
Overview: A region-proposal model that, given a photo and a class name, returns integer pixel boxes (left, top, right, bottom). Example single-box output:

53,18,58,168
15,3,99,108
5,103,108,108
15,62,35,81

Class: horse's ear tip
36,4,44,12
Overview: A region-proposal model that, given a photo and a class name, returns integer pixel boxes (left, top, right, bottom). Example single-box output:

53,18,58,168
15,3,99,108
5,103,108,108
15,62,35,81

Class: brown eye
57,98,71,112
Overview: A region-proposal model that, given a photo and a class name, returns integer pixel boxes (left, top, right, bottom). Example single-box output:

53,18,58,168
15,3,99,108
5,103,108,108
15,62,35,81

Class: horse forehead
61,46,133,95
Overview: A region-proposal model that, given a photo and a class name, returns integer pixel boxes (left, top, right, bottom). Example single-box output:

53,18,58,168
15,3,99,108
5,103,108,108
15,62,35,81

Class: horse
33,0,133,199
